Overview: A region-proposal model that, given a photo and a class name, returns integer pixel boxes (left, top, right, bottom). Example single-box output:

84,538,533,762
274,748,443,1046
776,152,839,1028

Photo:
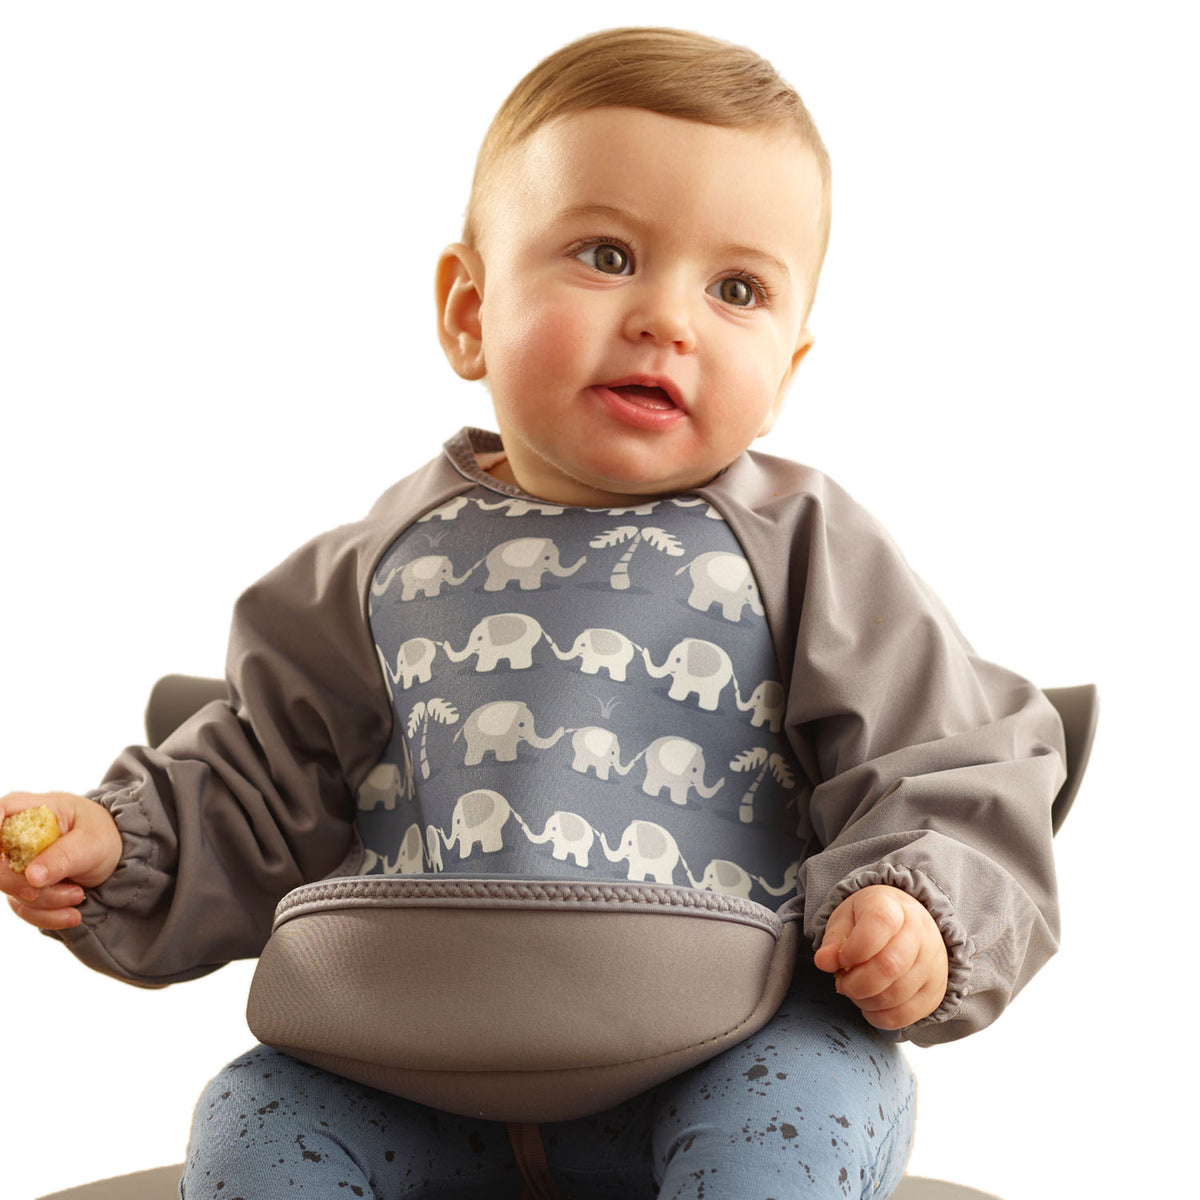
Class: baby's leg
649,965,916,1200
180,1045,521,1199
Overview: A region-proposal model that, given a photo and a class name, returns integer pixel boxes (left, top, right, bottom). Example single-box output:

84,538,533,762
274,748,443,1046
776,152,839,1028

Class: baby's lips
597,373,685,409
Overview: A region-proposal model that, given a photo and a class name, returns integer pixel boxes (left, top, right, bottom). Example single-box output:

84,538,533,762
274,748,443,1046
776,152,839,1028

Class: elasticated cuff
810,862,975,1036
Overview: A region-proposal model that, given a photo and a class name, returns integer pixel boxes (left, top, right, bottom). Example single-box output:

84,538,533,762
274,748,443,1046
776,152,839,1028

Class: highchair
36,677,1098,1200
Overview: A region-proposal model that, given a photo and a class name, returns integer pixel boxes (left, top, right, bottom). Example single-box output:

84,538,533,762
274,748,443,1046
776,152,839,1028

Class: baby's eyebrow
718,242,791,281
554,202,637,226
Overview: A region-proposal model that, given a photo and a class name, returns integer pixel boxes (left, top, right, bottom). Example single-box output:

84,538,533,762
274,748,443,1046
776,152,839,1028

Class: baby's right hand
1,791,122,931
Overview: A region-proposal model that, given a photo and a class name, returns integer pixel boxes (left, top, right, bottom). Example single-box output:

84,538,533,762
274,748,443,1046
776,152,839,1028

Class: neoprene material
247,878,801,1122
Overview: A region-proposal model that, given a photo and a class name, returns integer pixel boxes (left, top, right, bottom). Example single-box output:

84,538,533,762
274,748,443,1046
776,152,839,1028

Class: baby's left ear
759,329,815,436
436,243,487,381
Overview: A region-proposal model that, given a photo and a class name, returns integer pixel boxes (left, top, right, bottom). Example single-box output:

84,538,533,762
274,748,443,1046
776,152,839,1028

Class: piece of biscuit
1,805,63,874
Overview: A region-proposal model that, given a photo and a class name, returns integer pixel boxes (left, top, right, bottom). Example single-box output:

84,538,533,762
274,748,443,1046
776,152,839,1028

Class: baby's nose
622,282,697,351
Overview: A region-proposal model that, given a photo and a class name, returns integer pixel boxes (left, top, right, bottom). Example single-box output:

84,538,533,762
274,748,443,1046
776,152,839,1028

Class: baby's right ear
435,243,487,381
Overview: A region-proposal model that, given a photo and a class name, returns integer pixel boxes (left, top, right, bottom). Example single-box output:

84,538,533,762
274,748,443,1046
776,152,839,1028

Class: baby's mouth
606,384,677,410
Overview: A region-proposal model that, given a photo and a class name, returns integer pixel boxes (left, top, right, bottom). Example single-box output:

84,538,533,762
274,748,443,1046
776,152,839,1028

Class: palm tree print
730,748,796,823
589,525,685,590
406,698,460,780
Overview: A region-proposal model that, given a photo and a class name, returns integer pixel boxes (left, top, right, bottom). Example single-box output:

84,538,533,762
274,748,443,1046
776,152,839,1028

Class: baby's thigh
181,1045,520,1200
650,973,916,1200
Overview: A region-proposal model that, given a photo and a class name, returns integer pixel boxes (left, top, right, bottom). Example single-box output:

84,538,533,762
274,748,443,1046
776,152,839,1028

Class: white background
1,3,1195,1197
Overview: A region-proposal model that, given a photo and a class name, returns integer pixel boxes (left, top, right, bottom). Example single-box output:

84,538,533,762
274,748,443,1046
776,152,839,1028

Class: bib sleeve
55,524,392,985
702,454,1065,1046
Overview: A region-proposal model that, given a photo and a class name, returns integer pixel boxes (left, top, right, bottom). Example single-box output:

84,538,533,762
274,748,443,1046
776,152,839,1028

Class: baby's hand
1,791,122,931
814,884,949,1030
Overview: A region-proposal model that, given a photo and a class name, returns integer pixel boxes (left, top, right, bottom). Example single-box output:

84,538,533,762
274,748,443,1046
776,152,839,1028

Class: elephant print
512,808,597,867
355,759,413,811
755,860,801,898
686,857,759,899
642,638,739,711
669,497,723,519
677,551,765,622
417,496,471,522
359,821,430,875
482,537,585,591
638,736,725,805
457,700,565,765
599,819,685,884
392,553,481,601
736,679,785,733
568,726,635,780
475,497,566,517
378,636,440,690
550,627,641,681
433,789,513,859
360,481,809,905
443,612,550,671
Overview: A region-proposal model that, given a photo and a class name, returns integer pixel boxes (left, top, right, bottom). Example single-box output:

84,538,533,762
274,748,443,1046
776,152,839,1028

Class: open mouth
606,384,677,410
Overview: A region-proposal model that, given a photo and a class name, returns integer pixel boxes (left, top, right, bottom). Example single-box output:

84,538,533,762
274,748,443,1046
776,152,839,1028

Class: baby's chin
495,430,729,507
555,463,727,509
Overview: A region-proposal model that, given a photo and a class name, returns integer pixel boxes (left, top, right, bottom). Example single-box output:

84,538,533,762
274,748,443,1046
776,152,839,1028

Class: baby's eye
575,243,632,275
709,276,762,308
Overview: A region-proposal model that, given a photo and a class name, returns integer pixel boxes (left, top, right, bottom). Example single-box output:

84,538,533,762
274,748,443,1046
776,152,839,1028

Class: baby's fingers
837,887,906,969
25,798,121,890
853,971,947,1031
836,928,921,1003
8,892,83,931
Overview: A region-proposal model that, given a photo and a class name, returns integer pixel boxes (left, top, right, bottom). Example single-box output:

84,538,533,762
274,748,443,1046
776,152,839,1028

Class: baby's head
437,27,831,507
462,28,830,265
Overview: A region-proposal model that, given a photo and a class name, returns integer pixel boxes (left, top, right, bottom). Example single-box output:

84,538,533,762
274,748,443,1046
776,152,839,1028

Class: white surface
2,4,1193,1198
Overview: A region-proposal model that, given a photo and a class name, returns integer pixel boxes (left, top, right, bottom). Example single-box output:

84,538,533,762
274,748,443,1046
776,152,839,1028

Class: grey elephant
476,497,566,517
457,700,565,765
676,551,765,622
360,822,429,876
551,627,639,680
569,726,635,780
355,760,410,811
736,679,785,733
686,857,757,899
380,636,439,689
599,819,684,884
755,860,801,897
639,735,725,804
417,496,470,522
642,638,738,711
515,809,596,867
396,553,479,601
443,613,548,672
436,789,512,858
482,537,586,591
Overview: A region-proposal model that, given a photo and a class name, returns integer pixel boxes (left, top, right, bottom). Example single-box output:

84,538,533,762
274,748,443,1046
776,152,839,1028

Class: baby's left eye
575,243,632,275
709,277,761,308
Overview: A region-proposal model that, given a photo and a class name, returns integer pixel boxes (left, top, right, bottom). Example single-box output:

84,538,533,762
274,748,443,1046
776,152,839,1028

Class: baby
1,27,1064,1200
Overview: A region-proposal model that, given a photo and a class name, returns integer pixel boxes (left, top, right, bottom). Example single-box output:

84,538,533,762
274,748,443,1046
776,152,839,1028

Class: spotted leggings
181,966,915,1200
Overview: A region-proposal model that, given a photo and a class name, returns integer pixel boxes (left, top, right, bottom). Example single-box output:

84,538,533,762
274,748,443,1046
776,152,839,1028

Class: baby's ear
436,243,487,380
759,329,815,436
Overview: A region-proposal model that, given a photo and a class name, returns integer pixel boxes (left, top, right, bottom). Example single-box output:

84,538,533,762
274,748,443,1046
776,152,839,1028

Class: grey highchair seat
36,679,1099,1200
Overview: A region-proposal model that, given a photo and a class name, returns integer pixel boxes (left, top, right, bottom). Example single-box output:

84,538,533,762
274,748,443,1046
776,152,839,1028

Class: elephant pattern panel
357,487,807,906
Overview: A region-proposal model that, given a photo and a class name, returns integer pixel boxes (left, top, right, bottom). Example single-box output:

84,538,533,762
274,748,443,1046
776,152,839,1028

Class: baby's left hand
814,885,949,1031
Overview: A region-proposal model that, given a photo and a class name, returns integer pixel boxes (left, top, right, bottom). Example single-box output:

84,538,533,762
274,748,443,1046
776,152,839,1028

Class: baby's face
452,107,825,506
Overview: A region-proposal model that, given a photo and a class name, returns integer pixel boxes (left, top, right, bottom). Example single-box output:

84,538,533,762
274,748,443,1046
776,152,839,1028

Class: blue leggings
181,969,915,1199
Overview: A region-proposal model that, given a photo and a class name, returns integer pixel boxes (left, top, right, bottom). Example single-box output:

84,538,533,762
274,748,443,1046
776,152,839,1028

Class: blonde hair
463,27,831,262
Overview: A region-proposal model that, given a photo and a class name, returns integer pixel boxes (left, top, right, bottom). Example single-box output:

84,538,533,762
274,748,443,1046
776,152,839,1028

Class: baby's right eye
575,243,632,275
